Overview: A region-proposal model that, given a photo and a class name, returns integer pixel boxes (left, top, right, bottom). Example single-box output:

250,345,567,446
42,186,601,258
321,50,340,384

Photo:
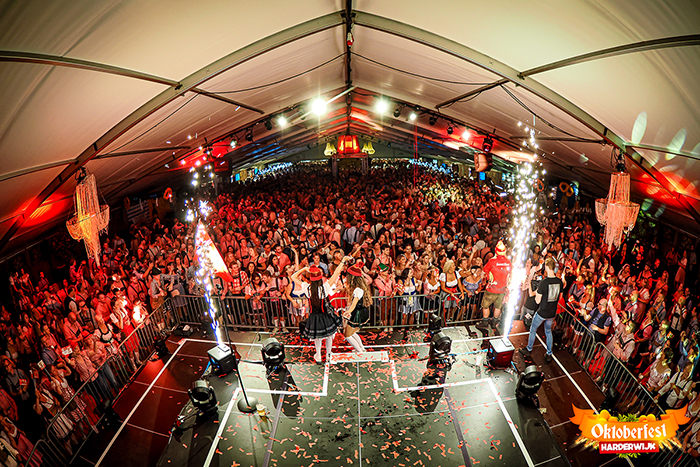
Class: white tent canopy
1,0,699,255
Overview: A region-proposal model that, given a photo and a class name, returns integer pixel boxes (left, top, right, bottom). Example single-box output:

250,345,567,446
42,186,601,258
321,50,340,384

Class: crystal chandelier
66,169,110,266
595,171,639,249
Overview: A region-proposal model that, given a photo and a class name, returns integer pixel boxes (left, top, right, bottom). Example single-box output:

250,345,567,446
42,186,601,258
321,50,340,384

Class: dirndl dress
348,302,370,328
399,280,423,315
302,301,342,340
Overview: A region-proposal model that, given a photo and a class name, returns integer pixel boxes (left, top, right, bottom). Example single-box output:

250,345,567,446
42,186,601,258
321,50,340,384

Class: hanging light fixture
595,147,640,249
362,142,375,155
324,143,337,156
66,168,110,266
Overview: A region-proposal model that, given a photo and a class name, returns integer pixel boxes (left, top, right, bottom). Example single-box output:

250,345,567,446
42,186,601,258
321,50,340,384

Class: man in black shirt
520,258,565,363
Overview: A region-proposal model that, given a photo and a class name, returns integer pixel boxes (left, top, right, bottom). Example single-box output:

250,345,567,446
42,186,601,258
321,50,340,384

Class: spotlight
515,365,544,407
482,136,494,153
311,98,327,116
427,312,442,336
447,125,453,135
462,130,470,141
428,115,437,126
393,106,402,118
277,116,287,127
409,112,417,121
188,379,218,415
230,138,237,148
376,99,389,114
261,338,286,374
264,118,272,131
428,332,452,363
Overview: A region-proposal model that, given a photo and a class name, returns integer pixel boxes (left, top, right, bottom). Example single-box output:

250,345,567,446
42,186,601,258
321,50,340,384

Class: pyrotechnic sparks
503,162,542,335
194,221,232,345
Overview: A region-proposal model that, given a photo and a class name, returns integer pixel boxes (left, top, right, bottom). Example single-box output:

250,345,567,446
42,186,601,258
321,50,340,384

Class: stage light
230,138,237,148
429,332,452,363
264,118,272,131
429,115,437,126
393,106,402,118
409,112,417,121
515,365,544,407
446,125,453,135
482,136,494,153
277,116,287,127
188,379,218,415
154,334,168,359
311,98,327,116
427,312,442,335
376,99,389,114
462,130,470,141
246,131,254,142
261,338,286,374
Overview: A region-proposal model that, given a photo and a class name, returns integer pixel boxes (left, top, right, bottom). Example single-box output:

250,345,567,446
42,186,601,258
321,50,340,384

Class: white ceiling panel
0,63,166,176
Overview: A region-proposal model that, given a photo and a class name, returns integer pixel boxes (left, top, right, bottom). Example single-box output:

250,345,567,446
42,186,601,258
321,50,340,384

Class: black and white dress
302,282,342,340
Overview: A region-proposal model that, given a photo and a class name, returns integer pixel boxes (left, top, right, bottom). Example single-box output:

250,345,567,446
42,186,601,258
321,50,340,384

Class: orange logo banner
570,405,690,443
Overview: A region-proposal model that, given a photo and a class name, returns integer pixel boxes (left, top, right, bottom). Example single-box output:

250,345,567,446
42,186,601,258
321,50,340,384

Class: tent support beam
0,50,265,114
435,79,508,109
509,136,605,143
95,146,191,159
519,34,700,78
0,12,344,254
353,11,700,226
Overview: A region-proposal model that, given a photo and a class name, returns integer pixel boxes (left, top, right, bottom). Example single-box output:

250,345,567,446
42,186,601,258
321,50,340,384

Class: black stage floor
80,323,632,467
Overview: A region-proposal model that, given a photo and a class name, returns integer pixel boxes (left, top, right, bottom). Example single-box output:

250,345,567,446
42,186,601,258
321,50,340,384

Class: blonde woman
439,260,464,324
342,264,372,352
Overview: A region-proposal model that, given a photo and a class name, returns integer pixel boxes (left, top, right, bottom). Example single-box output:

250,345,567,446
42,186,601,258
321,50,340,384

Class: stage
150,326,573,467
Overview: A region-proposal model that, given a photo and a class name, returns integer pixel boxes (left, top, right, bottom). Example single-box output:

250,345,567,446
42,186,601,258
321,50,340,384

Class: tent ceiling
1,0,699,258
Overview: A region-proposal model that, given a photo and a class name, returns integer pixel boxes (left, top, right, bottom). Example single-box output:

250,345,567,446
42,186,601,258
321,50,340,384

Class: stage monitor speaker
208,344,237,375
487,337,514,367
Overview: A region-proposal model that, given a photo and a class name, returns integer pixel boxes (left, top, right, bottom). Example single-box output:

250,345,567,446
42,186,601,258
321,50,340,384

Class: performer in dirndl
301,256,351,363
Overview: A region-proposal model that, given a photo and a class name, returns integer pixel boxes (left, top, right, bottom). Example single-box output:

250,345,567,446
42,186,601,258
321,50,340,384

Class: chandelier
595,172,639,249
66,169,110,266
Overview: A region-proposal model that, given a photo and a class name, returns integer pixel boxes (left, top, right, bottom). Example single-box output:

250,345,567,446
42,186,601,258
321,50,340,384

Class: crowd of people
2,162,700,462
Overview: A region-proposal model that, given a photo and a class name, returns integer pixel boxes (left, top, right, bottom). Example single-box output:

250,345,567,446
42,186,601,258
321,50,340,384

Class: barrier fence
25,294,700,466
24,300,174,467
177,292,486,331
556,305,700,467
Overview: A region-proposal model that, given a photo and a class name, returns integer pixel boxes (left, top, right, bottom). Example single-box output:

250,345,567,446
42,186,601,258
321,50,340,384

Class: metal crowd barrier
24,299,174,467
176,292,485,332
555,306,700,467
